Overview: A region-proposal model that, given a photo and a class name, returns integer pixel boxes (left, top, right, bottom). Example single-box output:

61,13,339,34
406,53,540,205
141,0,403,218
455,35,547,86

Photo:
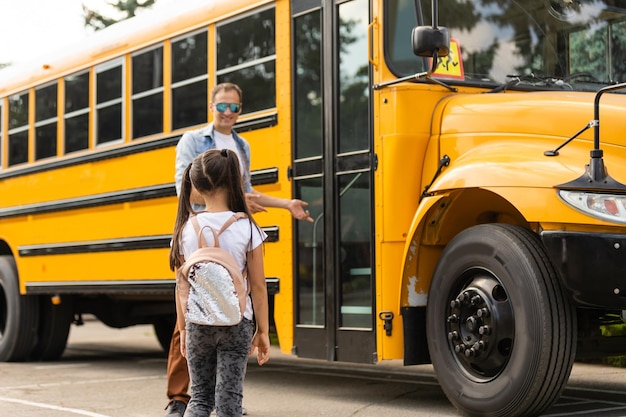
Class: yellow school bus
1,0,626,415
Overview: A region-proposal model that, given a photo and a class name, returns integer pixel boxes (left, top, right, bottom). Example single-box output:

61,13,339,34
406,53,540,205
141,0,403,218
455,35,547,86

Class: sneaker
164,400,187,417
243,407,247,415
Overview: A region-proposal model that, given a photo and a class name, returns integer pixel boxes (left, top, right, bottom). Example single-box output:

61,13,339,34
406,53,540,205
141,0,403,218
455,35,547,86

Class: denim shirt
174,123,253,197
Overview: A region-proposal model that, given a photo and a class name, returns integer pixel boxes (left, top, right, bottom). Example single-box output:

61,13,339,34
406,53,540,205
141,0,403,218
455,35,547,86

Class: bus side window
35,82,58,160
0,100,3,168
171,29,208,131
64,71,90,154
132,45,164,139
216,6,276,114
8,92,28,166
95,59,124,146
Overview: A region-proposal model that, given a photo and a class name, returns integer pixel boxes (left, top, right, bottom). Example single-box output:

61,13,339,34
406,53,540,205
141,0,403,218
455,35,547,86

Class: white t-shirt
180,211,267,320
213,130,245,179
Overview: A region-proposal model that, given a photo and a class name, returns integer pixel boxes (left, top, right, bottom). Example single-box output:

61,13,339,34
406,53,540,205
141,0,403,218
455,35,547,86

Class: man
164,82,313,417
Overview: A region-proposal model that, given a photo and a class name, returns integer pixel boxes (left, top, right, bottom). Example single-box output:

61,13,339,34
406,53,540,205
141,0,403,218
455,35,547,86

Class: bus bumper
541,230,626,309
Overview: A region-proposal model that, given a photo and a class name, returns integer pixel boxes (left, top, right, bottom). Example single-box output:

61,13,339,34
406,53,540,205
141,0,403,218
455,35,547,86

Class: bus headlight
558,190,626,224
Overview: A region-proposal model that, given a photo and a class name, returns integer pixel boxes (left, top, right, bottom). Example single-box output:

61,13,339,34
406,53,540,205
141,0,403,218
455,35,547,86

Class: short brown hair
211,82,242,102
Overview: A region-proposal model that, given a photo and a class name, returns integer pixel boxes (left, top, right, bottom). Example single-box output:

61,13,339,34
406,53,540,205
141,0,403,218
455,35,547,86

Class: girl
169,148,270,417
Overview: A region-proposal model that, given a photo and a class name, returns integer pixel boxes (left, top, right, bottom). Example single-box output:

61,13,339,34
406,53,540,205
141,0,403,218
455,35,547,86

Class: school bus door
291,0,376,363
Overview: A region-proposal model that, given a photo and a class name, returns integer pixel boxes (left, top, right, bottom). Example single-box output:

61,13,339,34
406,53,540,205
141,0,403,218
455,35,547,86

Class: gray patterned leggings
183,319,255,417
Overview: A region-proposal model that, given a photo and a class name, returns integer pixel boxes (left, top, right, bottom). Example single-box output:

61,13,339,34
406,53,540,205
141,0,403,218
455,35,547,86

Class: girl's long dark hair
169,148,259,271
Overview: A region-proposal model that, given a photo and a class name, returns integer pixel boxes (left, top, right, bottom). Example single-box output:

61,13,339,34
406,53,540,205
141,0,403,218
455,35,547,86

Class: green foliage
600,322,626,337
82,0,156,31
600,323,626,367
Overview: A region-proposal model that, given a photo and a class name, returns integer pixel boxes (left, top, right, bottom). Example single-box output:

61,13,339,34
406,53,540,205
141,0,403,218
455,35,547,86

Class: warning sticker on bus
431,39,464,80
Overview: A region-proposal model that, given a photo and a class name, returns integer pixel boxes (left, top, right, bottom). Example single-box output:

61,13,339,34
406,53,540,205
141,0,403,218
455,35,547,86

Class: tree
83,0,156,31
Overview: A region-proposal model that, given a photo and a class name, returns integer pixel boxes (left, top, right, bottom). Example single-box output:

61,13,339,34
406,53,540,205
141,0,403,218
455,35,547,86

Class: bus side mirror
412,26,450,57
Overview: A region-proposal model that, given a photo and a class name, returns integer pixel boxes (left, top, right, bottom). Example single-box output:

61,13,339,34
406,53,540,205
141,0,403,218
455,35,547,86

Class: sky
0,0,173,65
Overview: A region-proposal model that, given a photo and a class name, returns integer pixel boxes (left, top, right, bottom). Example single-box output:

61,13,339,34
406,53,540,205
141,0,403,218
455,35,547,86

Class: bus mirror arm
372,49,456,92
544,122,594,157
554,82,626,192
373,69,429,90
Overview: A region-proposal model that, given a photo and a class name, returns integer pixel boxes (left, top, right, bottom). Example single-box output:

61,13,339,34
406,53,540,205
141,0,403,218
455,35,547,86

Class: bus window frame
0,99,4,169
95,57,125,147
131,43,165,140
7,91,30,167
170,27,209,131
63,69,91,155
34,80,59,161
215,4,277,116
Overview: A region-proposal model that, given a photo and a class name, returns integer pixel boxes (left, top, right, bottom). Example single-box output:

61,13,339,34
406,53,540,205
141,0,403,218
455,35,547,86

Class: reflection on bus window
386,0,626,90
338,0,369,154
294,9,322,160
216,7,276,114
296,176,325,327
338,172,372,329
96,60,123,145
64,71,90,154
8,92,28,166
132,46,164,139
385,0,426,75
0,101,3,168
172,30,208,130
35,82,58,160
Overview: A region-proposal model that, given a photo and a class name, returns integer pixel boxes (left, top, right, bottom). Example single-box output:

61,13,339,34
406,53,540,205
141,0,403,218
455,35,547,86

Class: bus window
171,29,208,130
613,20,626,82
385,0,426,75
64,71,90,154
570,18,626,83
96,59,124,145
35,82,58,160
216,7,276,114
8,92,28,166
338,0,369,154
0,100,3,168
386,0,626,89
132,45,164,139
294,8,322,160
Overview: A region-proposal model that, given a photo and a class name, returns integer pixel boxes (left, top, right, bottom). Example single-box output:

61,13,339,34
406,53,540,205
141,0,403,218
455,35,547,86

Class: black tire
427,224,576,417
29,296,73,361
0,256,39,362
153,315,176,353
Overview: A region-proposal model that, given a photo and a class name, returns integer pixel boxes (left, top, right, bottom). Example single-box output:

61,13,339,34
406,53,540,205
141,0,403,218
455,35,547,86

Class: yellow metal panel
380,133,427,242
0,146,176,206
376,241,405,360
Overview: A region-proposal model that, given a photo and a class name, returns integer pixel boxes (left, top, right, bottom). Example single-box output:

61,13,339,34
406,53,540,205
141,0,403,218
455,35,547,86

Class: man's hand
288,199,314,222
245,193,268,214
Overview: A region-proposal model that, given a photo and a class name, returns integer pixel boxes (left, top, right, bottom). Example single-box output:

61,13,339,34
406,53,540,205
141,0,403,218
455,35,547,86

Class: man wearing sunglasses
165,82,313,417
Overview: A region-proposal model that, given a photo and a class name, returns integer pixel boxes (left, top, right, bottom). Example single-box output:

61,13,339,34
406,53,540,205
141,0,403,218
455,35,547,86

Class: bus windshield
386,0,626,91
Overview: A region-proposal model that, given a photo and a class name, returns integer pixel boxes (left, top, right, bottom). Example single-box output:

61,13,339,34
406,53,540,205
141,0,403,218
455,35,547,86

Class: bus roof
0,0,271,96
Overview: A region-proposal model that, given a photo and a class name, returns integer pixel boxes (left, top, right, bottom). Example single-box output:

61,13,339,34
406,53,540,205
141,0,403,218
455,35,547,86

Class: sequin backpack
177,212,248,326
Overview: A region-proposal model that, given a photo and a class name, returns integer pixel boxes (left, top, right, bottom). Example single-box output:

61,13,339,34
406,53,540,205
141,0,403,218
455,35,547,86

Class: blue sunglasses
215,102,241,113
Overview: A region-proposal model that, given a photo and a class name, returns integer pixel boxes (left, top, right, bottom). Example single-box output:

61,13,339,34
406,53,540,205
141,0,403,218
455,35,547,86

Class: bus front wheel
426,224,575,417
0,255,39,361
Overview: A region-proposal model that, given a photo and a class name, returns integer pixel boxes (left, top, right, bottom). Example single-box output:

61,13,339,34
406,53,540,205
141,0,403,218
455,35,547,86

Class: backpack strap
216,212,248,237
217,212,250,286
190,215,217,248
190,212,248,248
